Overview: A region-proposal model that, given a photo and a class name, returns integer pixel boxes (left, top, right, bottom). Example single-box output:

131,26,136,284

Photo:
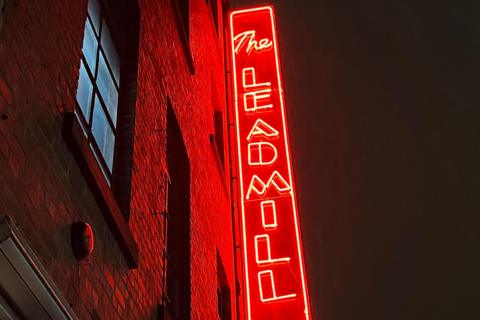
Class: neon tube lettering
242,67,273,112
260,200,277,229
246,119,280,141
254,234,290,265
242,67,272,89
230,6,311,319
246,171,291,200
243,89,273,113
248,142,278,166
258,270,297,303
234,30,273,55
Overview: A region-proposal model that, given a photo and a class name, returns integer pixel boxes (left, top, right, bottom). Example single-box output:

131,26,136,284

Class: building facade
0,0,237,319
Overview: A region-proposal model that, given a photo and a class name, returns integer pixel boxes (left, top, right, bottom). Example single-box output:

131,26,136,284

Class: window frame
217,251,232,320
210,75,229,188
213,109,225,167
171,0,195,74
76,0,122,184
164,99,191,320
207,0,219,35
0,0,5,32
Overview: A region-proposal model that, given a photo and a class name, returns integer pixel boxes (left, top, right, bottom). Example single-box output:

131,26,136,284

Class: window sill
209,134,229,197
63,112,138,268
181,36,195,75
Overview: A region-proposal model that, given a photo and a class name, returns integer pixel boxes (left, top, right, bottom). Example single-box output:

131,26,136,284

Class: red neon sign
229,6,311,319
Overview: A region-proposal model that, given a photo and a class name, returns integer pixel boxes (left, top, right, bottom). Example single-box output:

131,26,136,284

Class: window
214,110,225,167
67,0,140,267
165,101,191,320
73,0,140,220
211,77,225,170
172,0,194,74
207,0,219,34
76,0,121,182
217,251,232,320
0,0,4,32
176,0,190,38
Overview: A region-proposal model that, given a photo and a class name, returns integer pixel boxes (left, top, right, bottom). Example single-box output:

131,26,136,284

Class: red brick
0,0,236,319
0,76,12,106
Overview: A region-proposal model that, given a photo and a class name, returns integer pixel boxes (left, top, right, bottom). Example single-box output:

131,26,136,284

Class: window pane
91,96,115,171
87,0,101,35
76,62,93,120
100,20,121,85
82,20,98,72
97,52,119,126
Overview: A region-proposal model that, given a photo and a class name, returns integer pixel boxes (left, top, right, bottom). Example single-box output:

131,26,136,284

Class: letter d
248,142,278,166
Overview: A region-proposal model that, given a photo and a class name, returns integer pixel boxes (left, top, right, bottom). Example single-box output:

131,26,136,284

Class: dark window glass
217,252,232,320
176,0,190,38
0,0,5,32
207,0,218,33
166,101,191,320
214,110,225,167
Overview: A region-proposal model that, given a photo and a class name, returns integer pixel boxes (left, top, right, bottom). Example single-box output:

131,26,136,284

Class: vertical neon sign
229,6,311,319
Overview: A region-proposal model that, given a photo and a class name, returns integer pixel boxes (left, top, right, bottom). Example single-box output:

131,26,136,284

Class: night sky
231,1,480,319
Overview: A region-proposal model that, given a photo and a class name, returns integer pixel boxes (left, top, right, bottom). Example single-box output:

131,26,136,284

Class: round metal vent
71,222,94,261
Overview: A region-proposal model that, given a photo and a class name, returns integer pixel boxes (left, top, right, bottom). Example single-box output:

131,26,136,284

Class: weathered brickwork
0,0,235,319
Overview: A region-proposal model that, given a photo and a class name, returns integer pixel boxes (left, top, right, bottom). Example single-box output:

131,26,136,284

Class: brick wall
0,0,235,319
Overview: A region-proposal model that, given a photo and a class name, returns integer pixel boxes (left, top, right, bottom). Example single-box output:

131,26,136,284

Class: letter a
246,119,279,141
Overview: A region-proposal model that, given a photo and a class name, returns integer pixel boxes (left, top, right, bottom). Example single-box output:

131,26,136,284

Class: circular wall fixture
71,222,94,261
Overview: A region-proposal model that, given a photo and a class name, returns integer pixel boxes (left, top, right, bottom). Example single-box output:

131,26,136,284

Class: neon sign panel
229,6,311,319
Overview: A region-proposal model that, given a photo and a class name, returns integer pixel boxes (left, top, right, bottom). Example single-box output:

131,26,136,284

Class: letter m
246,171,291,200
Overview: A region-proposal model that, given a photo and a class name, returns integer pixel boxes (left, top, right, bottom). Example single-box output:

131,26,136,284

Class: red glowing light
246,118,280,141
234,30,273,55
229,6,312,319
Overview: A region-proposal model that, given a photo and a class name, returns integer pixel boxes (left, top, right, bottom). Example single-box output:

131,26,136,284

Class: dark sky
231,0,480,319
